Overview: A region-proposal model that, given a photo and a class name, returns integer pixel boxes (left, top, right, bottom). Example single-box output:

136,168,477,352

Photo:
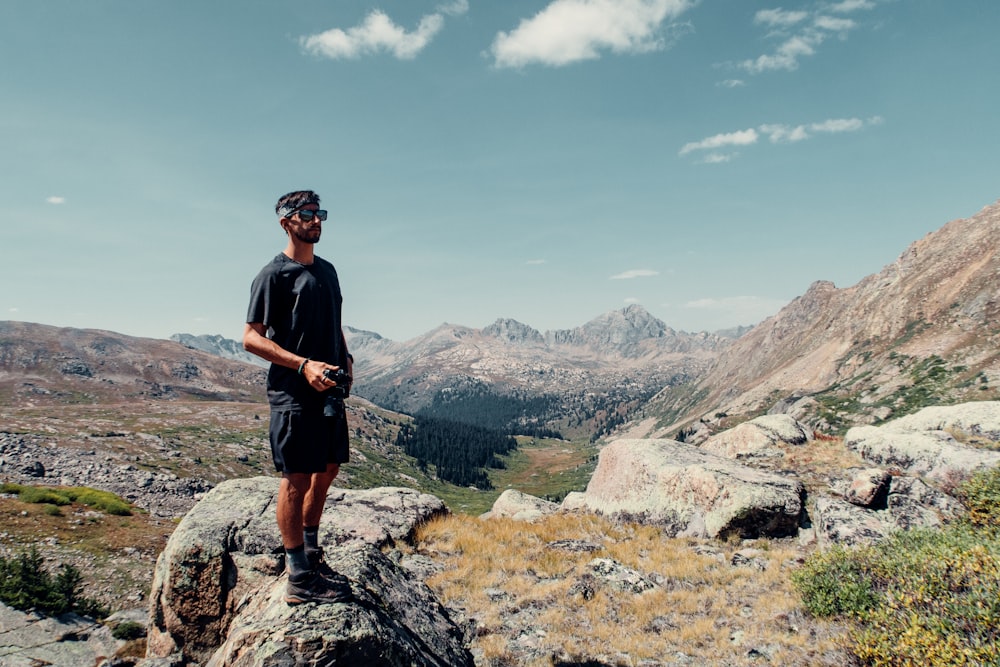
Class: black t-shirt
246,253,345,411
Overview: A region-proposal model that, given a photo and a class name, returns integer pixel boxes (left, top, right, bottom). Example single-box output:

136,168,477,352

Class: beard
292,227,321,244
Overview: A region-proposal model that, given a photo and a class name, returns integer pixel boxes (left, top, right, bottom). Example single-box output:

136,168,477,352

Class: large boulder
145,477,471,666
886,401,1000,439
481,489,560,522
815,473,966,546
701,414,812,460
563,439,805,539
0,603,120,667
845,403,1000,482
205,543,469,667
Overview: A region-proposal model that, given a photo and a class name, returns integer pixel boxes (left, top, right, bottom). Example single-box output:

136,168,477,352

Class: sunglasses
291,209,328,222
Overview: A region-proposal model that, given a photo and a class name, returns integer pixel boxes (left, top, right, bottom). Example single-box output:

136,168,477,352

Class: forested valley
393,387,562,487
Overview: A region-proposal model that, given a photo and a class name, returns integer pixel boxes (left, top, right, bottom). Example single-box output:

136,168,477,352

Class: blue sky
2,1,998,343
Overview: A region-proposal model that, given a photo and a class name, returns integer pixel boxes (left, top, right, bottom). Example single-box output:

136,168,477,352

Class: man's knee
281,473,313,497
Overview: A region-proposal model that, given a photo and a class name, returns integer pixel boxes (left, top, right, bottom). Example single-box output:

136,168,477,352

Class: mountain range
278,198,1000,439
5,198,997,445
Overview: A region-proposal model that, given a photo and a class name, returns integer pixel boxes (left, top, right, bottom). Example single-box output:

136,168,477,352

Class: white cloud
301,3,469,60
828,0,875,12
810,117,865,133
490,0,694,68
738,0,874,75
526,259,547,265
438,0,470,17
759,123,811,143
699,152,735,164
760,117,874,143
681,116,882,159
46,196,65,205
718,78,746,88
740,32,822,73
814,15,856,32
754,8,809,28
679,128,758,156
610,269,659,280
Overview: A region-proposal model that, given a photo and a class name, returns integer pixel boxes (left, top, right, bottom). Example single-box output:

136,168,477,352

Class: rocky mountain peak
546,304,674,352
482,318,544,344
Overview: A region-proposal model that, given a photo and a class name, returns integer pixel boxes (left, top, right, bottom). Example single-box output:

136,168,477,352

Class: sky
2,1,998,344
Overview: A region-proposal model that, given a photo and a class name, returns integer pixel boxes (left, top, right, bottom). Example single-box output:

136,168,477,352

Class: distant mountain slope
627,199,1000,437
343,305,731,437
171,333,268,368
0,321,266,404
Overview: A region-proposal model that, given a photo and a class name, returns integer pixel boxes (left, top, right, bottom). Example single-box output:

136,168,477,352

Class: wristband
297,358,309,375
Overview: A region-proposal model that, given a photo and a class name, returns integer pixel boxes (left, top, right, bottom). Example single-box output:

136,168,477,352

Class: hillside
0,322,542,610
0,321,513,507
622,199,1000,439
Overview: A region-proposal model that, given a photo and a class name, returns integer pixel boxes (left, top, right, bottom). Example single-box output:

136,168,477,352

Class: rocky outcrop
812,473,965,546
480,488,559,522
562,439,805,539
845,402,1000,482
808,402,1000,545
0,602,121,667
885,400,1000,439
499,403,996,549
701,414,812,460
145,477,471,666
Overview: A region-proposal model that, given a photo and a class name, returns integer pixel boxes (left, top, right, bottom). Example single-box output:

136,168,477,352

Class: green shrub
112,620,147,641
18,487,71,505
0,546,108,619
794,511,1000,665
791,544,878,617
65,487,133,516
955,465,1000,531
4,484,133,516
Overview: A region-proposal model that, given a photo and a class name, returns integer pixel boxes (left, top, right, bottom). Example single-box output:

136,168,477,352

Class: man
243,189,353,605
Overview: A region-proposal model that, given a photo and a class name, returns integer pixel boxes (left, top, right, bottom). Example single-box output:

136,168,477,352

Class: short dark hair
275,190,321,217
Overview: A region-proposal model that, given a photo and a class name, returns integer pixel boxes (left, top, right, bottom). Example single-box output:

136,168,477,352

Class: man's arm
341,329,353,376
243,323,337,390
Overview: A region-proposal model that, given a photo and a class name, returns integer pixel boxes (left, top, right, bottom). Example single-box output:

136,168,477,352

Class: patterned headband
276,193,321,219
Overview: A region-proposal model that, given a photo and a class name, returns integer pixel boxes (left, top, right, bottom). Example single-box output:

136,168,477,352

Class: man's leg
302,463,339,566
277,472,313,577
303,463,340,528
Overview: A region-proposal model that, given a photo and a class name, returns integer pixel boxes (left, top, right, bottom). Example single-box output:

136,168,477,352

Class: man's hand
301,360,341,393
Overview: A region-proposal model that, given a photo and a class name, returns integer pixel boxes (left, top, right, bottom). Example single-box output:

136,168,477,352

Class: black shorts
268,406,350,474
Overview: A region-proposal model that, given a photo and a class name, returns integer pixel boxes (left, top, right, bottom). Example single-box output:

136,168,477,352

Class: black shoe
306,547,348,583
284,570,352,605
305,546,326,571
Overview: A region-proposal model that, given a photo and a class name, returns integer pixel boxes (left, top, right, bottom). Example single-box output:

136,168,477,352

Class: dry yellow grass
413,512,851,666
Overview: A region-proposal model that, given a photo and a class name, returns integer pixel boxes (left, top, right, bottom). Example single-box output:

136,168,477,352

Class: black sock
286,544,311,577
304,526,320,552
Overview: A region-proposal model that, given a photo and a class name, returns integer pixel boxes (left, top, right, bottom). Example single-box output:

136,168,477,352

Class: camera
322,368,352,399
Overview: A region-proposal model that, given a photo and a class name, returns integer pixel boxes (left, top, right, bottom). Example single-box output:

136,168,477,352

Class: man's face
284,204,323,244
